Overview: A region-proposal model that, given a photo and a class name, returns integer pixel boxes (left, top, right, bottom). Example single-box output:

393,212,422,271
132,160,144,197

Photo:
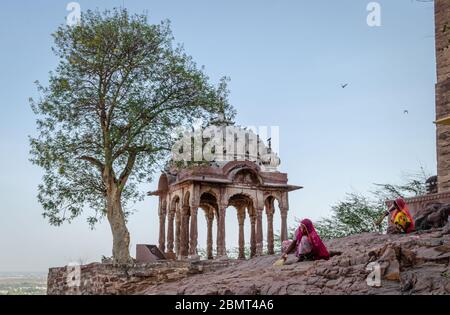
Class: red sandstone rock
138,225,449,295
47,224,450,295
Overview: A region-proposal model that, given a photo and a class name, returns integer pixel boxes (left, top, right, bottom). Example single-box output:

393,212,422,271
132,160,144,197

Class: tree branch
117,151,137,189
79,156,105,172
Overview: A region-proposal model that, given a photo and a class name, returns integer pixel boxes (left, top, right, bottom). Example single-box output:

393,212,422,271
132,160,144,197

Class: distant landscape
0,272,47,295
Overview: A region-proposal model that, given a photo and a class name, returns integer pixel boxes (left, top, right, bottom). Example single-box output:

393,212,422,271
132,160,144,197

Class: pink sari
293,219,329,260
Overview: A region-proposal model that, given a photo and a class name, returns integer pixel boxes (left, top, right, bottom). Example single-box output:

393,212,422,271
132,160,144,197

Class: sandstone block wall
47,260,236,295
436,0,450,192
142,226,450,295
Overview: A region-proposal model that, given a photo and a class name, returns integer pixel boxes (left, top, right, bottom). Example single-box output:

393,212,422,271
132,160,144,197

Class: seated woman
376,197,415,234
280,219,330,263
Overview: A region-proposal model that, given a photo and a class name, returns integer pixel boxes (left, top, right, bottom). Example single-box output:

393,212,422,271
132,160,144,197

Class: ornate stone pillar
266,204,274,255
217,205,227,257
178,207,186,259
256,208,264,256
280,207,288,242
167,209,175,256
189,206,199,257
179,206,189,259
184,208,190,257
175,206,181,257
250,213,256,258
158,199,167,253
206,210,214,260
216,213,220,257
237,208,246,260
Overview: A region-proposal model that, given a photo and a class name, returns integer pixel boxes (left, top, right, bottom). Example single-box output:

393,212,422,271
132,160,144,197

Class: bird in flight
341,83,348,89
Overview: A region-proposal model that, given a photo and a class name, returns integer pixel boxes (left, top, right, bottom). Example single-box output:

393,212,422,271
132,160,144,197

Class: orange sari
390,198,415,233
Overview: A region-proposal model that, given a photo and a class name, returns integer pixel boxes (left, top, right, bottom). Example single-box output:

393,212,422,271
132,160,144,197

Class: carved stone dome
171,124,281,172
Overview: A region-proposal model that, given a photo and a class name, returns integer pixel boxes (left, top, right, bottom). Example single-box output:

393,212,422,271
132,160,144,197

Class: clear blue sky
0,0,436,272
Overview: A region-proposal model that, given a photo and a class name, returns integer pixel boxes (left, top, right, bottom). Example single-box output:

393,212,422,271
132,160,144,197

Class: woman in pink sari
280,219,329,262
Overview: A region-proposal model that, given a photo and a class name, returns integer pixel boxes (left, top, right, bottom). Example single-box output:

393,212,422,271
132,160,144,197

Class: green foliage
314,169,430,240
314,193,387,240
197,248,209,260
226,247,249,260
29,8,234,228
371,168,429,201
198,246,252,260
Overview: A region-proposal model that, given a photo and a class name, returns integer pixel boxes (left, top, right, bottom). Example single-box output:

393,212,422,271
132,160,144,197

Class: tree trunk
106,186,132,264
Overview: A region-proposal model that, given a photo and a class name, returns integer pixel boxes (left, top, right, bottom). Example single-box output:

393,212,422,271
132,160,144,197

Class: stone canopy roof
148,160,302,197
148,119,301,196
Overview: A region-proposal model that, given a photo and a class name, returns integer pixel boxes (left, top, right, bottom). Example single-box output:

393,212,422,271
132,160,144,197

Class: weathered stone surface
384,260,400,281
415,203,450,231
139,226,450,295
47,225,450,295
47,259,238,295
435,0,450,192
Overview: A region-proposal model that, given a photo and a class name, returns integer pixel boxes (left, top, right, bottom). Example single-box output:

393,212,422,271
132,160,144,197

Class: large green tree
29,8,234,263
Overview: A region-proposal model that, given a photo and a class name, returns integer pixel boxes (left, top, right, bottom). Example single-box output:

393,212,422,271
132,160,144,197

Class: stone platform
142,225,450,295
47,259,239,295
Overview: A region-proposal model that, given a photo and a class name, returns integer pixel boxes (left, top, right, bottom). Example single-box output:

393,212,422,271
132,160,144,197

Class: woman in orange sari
376,197,415,234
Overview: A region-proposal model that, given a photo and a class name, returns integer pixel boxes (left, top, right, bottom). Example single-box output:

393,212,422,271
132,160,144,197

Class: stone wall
47,259,237,295
48,227,450,296
405,191,450,218
435,0,450,192
142,225,450,295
